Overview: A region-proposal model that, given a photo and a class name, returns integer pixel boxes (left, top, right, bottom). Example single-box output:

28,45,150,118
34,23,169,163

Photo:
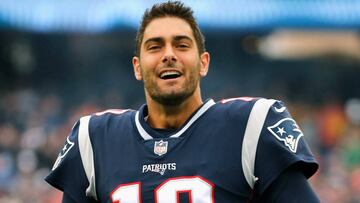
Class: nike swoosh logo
274,106,286,113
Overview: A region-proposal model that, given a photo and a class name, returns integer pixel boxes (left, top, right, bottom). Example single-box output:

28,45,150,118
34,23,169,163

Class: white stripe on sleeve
241,99,276,188
78,115,98,200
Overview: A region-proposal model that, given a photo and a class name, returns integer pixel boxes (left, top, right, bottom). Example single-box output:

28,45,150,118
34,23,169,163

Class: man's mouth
159,71,182,80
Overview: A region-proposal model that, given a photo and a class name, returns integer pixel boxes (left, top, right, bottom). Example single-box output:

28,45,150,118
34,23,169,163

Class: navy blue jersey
45,98,318,202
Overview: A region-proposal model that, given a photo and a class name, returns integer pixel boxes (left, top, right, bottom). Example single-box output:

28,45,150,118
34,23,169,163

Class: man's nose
162,45,177,63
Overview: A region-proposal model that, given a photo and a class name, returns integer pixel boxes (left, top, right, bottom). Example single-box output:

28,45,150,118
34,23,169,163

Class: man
46,1,320,202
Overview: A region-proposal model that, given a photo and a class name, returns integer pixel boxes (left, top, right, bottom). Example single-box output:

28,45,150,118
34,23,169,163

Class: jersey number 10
111,176,214,203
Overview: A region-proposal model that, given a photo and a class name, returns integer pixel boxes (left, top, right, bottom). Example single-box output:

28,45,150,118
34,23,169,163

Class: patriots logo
52,136,74,170
267,118,303,153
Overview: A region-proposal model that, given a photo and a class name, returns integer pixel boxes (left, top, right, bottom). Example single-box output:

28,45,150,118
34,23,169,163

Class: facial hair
141,61,201,106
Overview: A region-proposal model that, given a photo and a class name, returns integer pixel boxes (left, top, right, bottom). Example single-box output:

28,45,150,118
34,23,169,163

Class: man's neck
146,94,203,129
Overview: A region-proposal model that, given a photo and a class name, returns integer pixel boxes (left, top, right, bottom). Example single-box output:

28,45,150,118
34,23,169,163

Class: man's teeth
160,71,181,79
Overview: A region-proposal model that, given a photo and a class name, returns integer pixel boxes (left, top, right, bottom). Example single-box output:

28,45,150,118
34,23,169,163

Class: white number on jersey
111,176,214,203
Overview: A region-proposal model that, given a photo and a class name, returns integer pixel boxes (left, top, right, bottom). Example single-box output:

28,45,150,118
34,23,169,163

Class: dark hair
135,1,205,56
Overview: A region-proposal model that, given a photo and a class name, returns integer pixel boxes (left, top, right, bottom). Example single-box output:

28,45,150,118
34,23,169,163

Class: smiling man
45,1,320,202
132,16,209,128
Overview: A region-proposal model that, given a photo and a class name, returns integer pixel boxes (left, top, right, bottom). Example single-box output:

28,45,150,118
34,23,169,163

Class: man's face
133,17,209,106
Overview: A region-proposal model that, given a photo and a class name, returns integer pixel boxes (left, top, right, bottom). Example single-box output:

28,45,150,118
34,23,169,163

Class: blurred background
0,0,360,202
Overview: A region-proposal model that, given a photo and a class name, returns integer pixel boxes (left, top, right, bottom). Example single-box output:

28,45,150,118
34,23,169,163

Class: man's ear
199,52,210,77
132,56,142,81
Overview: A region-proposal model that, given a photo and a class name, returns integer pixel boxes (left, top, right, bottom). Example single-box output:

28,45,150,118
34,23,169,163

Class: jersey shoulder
213,97,267,118
46,108,137,201
89,108,135,129
206,97,278,131
216,96,288,117
91,108,135,121
215,97,259,110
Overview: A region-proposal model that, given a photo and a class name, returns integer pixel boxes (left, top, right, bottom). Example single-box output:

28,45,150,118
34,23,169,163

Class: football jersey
45,98,318,203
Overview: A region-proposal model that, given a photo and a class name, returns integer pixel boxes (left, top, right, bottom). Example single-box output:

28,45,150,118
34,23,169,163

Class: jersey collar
135,99,216,140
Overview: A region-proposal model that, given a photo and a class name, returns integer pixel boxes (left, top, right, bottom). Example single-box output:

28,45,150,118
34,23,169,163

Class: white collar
135,99,216,140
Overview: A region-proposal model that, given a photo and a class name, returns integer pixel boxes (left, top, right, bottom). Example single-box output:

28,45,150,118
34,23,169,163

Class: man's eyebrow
143,37,164,46
173,35,193,42
143,35,193,46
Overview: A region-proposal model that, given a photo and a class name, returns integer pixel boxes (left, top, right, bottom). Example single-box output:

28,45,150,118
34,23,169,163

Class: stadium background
0,0,360,202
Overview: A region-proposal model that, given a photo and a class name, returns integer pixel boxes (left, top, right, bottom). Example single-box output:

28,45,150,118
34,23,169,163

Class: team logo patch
154,140,168,156
52,136,74,170
267,118,303,153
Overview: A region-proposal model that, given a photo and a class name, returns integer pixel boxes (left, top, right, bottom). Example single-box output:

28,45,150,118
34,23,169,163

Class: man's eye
177,44,189,48
148,45,161,50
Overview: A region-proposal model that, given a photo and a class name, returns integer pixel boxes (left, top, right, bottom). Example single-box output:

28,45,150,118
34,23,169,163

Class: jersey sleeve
253,100,318,194
45,117,96,203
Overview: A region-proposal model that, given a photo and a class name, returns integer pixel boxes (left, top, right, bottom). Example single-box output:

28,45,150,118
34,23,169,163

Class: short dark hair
135,1,205,56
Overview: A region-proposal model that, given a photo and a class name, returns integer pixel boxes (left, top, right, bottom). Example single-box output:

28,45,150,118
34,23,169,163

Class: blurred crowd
0,87,359,203
0,88,102,203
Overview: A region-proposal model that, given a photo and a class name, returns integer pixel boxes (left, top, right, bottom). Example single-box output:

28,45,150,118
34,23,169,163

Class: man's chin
151,91,191,106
